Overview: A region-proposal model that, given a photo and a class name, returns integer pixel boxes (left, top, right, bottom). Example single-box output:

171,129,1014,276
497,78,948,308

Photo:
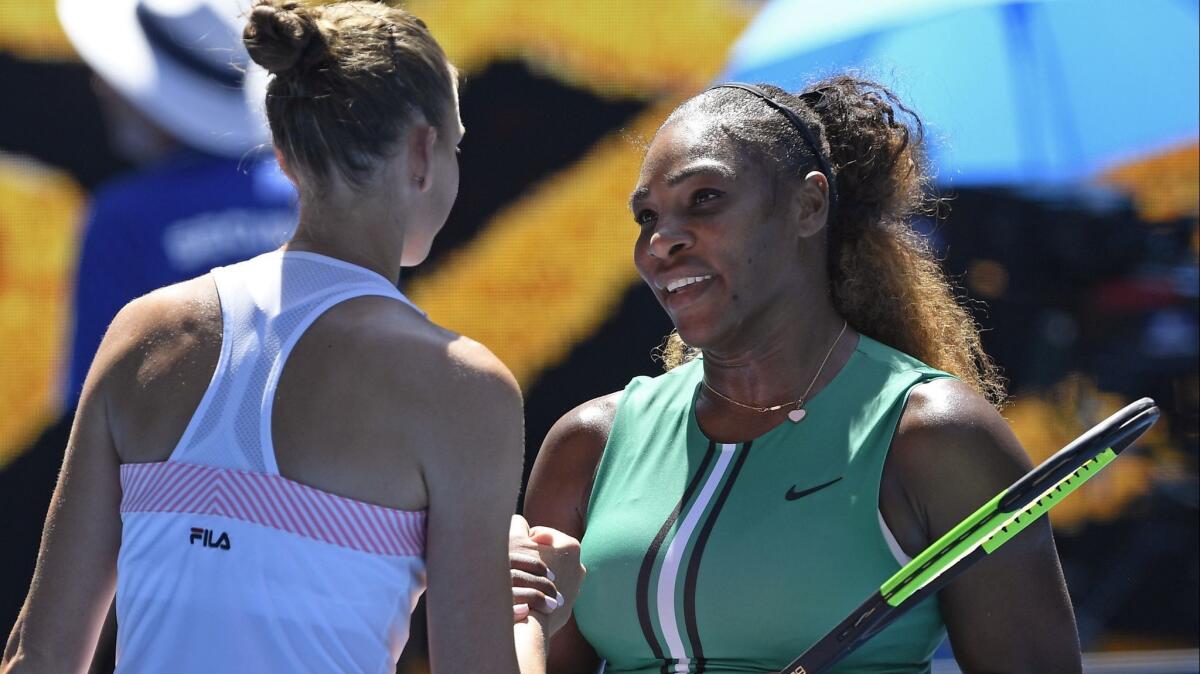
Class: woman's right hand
508,515,584,635
529,524,585,636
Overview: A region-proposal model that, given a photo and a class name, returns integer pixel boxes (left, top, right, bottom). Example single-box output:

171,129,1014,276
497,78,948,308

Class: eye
693,188,722,205
634,209,657,227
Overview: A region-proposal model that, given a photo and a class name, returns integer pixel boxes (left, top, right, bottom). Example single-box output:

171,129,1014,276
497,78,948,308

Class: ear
405,122,440,193
793,170,831,238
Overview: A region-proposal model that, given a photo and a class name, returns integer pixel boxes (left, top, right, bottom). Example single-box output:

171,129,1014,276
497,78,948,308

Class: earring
412,175,425,187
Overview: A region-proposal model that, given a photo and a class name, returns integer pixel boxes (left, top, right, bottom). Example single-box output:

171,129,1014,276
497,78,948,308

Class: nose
646,221,693,260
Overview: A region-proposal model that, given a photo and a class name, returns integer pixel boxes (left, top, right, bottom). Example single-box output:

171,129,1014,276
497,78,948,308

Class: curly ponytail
657,75,1006,406
813,76,1005,405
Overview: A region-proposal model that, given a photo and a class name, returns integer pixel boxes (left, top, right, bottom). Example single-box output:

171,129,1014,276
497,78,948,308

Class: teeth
666,275,712,293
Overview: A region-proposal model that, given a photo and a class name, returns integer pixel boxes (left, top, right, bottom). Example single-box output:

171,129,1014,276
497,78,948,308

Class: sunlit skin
630,114,850,440
403,79,467,266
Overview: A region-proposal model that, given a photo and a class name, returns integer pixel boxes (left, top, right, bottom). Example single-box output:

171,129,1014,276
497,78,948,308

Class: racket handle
778,547,987,674
776,592,895,674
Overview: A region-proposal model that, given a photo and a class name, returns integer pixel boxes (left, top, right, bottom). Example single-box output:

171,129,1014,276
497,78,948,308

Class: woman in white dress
2,2,582,672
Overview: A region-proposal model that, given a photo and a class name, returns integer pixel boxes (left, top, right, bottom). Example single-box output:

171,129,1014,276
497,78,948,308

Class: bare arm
523,394,619,674
3,306,131,673
882,379,1082,674
422,337,574,674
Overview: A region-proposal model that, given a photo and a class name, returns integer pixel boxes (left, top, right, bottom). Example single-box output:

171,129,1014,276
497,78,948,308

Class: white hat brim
59,0,269,157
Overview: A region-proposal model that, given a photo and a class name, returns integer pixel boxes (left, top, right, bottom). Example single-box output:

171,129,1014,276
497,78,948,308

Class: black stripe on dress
683,440,753,672
636,440,717,663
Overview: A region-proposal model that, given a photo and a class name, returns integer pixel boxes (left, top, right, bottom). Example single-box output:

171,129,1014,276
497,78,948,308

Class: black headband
707,82,838,212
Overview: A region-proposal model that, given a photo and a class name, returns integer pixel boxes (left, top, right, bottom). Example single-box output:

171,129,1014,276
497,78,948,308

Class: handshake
507,515,586,636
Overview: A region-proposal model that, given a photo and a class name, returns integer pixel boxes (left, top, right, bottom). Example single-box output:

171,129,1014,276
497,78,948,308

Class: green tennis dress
573,335,952,673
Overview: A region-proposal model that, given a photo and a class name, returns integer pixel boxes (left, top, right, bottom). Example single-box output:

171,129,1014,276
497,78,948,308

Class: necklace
702,320,848,423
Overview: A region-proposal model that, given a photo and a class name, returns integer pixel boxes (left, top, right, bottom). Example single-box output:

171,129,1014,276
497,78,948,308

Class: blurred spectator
58,0,296,407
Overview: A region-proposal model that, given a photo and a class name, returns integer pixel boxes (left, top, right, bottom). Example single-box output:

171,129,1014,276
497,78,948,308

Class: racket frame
777,398,1160,674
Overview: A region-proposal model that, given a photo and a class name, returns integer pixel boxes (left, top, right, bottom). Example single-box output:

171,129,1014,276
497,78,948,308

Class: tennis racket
778,396,1160,674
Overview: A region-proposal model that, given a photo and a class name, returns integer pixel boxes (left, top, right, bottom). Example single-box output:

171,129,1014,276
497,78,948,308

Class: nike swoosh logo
785,477,843,501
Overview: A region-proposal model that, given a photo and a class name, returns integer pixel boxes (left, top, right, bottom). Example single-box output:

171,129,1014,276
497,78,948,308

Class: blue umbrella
721,0,1199,186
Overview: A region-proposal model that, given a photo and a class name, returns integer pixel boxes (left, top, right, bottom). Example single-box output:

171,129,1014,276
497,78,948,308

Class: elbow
3,634,56,674
2,652,61,674
1,651,34,674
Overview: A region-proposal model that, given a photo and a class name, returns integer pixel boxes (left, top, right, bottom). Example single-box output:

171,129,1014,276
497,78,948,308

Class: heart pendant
788,408,807,423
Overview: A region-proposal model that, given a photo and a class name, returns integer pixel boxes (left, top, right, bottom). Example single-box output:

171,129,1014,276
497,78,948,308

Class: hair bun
243,1,322,75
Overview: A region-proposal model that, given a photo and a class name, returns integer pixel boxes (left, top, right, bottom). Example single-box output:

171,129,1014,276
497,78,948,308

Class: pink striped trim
120,462,426,557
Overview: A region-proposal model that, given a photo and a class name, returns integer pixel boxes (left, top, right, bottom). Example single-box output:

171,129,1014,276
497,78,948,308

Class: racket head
1000,397,1158,512
780,396,1161,674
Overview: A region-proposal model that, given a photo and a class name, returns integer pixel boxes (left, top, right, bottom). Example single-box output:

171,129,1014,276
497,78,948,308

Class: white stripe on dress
655,443,737,672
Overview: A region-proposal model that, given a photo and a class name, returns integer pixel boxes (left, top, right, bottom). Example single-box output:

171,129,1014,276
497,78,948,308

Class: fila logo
189,527,231,550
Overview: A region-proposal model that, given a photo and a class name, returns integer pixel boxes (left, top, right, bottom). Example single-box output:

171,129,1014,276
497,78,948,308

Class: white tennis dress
115,251,427,674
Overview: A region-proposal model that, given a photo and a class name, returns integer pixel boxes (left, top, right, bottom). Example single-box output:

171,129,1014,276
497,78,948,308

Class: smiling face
631,111,831,354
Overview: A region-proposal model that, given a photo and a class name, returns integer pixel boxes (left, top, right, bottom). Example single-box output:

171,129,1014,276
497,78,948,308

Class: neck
284,184,408,286
701,299,852,408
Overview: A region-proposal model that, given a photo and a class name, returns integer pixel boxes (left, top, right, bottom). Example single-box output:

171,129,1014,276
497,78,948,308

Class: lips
665,274,713,293
657,272,715,311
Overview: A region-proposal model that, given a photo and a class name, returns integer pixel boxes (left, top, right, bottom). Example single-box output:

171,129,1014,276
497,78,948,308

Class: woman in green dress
521,77,1082,673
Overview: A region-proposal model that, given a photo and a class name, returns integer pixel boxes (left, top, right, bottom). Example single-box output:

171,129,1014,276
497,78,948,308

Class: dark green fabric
574,335,952,673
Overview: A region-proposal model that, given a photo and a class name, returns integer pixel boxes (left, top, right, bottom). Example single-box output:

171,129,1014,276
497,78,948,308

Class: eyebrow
628,162,737,211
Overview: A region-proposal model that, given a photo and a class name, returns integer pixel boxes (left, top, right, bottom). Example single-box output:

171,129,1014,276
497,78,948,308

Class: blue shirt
65,149,297,406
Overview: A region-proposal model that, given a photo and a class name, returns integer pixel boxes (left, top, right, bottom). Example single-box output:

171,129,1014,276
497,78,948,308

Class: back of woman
112,252,431,673
2,2,583,673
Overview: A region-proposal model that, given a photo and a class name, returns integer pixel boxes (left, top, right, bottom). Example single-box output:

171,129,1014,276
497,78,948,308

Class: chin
400,239,434,268
399,250,430,268
671,302,751,354
670,315,720,352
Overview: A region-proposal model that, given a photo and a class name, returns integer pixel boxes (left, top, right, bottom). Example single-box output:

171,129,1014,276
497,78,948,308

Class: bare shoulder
525,391,622,537
890,378,1033,535
441,334,522,399
894,379,1031,476
324,299,524,463
321,296,520,407
542,392,622,460
94,274,221,392
99,275,220,368
85,275,221,462
429,333,525,440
